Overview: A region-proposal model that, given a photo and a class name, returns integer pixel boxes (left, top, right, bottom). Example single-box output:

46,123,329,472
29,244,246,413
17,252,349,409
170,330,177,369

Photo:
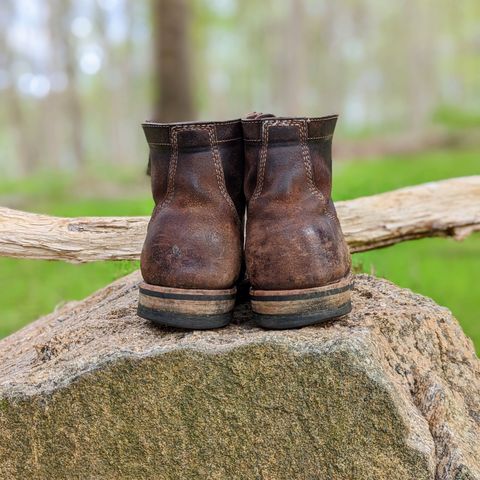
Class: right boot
242,114,352,329
138,119,245,329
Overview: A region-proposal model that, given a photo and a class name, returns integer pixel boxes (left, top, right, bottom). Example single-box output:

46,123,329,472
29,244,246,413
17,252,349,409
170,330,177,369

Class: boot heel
138,283,236,329
250,275,353,329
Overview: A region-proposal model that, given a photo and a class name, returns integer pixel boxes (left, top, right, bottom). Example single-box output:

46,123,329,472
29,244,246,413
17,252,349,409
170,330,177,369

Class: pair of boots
137,113,352,330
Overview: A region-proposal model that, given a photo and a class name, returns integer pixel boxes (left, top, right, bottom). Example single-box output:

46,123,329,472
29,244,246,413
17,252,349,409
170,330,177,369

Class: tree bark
151,0,194,122
0,177,479,263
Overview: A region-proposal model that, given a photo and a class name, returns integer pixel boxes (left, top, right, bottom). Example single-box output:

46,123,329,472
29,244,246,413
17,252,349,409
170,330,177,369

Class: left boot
242,114,353,329
138,119,245,329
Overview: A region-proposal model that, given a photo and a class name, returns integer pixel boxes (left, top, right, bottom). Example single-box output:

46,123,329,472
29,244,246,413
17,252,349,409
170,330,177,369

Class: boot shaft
242,115,338,204
143,120,244,218
140,119,244,291
241,114,351,292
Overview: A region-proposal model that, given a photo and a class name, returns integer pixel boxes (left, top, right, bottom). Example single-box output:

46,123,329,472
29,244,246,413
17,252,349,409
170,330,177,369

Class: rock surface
0,271,478,480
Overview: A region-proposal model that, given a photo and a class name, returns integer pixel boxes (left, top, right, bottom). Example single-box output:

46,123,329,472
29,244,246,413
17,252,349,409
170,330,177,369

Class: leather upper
242,115,351,290
141,120,244,289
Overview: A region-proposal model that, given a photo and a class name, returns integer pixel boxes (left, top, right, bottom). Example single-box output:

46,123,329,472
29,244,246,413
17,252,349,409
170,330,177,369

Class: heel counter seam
251,122,270,202
298,121,335,220
157,124,240,223
208,127,241,224
250,119,331,219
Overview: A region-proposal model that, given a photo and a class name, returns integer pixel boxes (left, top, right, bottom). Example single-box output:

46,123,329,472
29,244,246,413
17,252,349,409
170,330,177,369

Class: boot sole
137,283,236,330
250,275,353,329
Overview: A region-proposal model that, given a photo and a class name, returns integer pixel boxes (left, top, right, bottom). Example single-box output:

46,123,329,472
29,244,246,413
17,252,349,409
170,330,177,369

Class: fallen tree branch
338,176,480,252
0,176,479,263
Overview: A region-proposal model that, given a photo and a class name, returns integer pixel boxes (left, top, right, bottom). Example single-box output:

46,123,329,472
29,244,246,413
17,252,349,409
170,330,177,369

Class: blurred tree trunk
1,1,35,175
45,0,67,171
151,0,194,121
404,0,436,130
119,1,137,165
95,3,125,166
282,0,307,115
55,0,85,170
306,1,343,116
3,73,34,176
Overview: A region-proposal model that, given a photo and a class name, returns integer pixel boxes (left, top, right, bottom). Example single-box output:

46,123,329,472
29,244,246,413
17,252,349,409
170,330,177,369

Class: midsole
250,276,353,316
254,302,352,329
138,283,236,315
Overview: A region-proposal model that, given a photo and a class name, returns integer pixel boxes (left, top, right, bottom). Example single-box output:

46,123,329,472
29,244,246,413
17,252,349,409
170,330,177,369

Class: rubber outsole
253,301,352,329
250,276,353,329
137,305,231,330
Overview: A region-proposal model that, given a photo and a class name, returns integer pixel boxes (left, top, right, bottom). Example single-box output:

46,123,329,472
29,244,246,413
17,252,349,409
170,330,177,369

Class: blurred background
0,0,479,349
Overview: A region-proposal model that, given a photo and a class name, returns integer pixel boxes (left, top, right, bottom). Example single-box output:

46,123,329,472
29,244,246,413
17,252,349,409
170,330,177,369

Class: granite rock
0,272,478,479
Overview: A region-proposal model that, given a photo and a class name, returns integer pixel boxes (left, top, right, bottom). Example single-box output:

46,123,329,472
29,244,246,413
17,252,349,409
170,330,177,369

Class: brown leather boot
138,120,244,329
242,114,352,329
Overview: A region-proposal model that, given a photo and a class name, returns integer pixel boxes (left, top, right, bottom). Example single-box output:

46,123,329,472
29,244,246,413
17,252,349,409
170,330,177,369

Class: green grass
333,148,480,352
0,187,152,338
0,259,139,337
0,148,479,353
351,237,480,353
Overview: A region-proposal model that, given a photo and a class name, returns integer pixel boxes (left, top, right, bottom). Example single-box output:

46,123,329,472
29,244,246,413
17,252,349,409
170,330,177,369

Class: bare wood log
339,176,480,252
0,176,479,263
0,212,147,263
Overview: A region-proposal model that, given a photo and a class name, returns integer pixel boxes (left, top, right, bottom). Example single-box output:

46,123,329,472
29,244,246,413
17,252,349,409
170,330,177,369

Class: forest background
0,0,479,351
